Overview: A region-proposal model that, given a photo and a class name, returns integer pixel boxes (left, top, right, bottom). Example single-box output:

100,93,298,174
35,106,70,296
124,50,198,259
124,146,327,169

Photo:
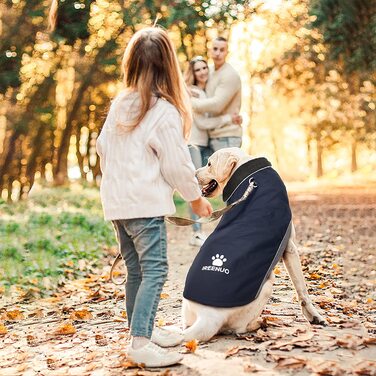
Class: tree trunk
316,137,323,178
306,134,312,172
25,121,48,196
75,127,85,180
351,138,358,173
0,130,18,192
53,82,87,185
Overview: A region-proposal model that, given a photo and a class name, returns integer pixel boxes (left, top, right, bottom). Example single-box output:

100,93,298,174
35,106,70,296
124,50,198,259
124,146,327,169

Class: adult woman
184,56,242,246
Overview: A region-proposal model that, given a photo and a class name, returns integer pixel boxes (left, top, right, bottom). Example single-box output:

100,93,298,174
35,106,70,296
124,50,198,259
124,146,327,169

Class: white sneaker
189,232,206,247
127,341,183,367
151,326,184,347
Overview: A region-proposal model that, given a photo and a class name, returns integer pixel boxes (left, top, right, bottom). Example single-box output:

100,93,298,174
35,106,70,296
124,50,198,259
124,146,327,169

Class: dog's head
196,147,249,198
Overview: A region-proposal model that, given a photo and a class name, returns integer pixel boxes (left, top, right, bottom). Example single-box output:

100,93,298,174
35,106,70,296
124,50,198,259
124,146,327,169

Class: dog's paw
310,315,326,326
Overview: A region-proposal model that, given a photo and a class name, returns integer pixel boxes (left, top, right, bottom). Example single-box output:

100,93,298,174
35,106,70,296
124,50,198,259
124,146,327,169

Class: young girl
96,27,212,367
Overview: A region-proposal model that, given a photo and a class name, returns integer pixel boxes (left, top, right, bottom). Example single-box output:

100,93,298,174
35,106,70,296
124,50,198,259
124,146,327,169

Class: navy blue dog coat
183,157,292,307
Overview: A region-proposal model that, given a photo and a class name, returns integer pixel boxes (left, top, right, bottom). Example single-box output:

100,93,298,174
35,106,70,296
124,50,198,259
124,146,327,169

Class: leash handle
110,253,127,285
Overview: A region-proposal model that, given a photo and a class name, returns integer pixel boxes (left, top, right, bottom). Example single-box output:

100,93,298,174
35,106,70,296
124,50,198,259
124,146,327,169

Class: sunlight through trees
0,0,375,200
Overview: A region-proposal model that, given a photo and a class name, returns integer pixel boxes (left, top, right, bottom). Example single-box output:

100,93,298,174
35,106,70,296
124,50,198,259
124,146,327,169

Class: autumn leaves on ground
1,185,376,375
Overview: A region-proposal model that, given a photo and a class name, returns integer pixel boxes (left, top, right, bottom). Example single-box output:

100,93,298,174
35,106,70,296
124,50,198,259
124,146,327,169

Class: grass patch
0,185,115,295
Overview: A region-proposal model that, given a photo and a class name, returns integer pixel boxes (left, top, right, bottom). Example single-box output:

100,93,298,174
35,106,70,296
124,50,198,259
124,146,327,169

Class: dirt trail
1,187,375,375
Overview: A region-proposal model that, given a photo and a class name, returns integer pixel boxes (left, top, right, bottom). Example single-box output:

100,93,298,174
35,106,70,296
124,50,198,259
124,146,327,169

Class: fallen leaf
327,316,345,324
39,296,61,304
47,357,61,370
307,359,345,375
28,309,44,318
184,339,198,353
309,273,321,280
353,360,376,375
160,293,170,299
86,351,100,361
270,331,314,350
275,355,307,370
262,316,285,327
330,287,343,295
363,337,376,346
114,316,128,322
53,322,77,335
0,323,8,335
3,309,24,321
244,362,269,373
336,334,363,349
274,266,281,275
225,346,240,358
26,335,39,346
86,363,102,372
95,334,108,346
225,345,262,358
70,309,93,321
120,360,143,369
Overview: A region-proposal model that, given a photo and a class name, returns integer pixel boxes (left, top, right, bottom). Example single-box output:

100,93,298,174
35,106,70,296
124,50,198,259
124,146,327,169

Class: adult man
191,37,242,152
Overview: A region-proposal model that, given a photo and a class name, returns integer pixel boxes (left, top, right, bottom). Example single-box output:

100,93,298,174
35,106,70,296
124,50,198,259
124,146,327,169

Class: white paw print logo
212,254,227,267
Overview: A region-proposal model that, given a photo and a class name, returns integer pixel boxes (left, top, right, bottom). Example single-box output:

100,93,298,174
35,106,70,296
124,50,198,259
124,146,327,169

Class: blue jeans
209,137,242,152
112,217,168,338
189,145,212,169
188,145,212,232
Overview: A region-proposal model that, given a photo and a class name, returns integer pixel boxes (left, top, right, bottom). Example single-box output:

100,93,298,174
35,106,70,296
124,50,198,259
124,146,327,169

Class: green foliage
309,0,376,74
51,0,93,45
0,0,47,93
0,46,21,94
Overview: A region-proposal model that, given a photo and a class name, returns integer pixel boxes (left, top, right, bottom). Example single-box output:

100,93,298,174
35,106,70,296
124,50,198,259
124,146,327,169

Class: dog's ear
219,153,239,182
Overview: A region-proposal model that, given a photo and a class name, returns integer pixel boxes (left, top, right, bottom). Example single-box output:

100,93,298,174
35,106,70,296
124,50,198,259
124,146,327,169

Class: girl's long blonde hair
121,27,192,139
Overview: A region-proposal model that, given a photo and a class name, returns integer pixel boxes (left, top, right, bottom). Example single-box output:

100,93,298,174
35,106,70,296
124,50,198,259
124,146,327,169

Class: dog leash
165,178,257,226
110,178,257,285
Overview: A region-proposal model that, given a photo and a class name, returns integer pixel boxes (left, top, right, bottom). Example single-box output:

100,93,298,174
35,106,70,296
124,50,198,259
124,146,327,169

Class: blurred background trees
0,0,375,200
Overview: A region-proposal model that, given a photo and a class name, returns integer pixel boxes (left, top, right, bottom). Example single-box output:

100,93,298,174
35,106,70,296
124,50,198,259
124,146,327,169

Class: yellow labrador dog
182,147,325,342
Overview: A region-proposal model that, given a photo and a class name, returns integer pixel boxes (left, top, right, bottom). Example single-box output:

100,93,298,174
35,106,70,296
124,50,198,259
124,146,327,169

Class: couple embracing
184,37,243,246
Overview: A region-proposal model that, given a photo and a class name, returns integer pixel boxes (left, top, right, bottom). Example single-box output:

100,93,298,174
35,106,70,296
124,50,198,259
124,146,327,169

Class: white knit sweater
96,91,202,220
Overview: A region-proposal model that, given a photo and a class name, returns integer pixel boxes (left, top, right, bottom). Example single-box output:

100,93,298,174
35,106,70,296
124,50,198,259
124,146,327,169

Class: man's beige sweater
191,62,242,139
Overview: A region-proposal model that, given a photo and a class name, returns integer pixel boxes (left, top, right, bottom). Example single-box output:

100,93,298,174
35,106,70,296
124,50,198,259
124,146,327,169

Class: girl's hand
190,197,213,217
